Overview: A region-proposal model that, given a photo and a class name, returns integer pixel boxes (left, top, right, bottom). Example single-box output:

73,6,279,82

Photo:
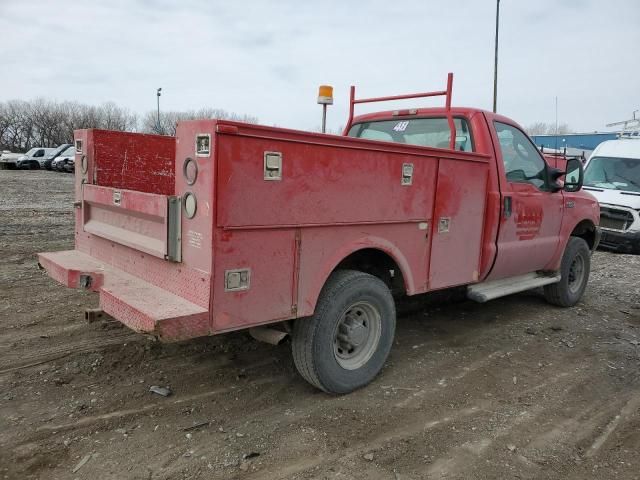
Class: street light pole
492,0,500,113
156,87,162,134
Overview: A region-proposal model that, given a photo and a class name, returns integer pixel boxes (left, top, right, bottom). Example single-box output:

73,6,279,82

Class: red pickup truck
39,74,600,394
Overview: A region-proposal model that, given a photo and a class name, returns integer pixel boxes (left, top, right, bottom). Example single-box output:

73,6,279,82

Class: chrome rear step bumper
38,250,209,341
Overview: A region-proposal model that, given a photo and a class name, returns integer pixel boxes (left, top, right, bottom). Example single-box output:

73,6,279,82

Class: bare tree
0,100,35,151
312,125,345,135
526,122,573,136
141,108,259,136
0,100,140,152
0,99,257,152
100,102,138,131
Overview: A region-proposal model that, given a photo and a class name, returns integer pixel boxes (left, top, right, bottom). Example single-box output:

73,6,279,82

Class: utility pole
492,0,500,113
156,87,162,134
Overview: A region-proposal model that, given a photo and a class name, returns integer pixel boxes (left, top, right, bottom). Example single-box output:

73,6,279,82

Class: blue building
531,132,617,151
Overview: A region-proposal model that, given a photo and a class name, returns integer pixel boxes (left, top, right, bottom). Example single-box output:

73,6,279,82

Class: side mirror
564,158,584,192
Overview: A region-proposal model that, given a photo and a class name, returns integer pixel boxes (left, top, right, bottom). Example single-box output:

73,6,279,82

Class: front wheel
292,270,396,394
544,237,590,307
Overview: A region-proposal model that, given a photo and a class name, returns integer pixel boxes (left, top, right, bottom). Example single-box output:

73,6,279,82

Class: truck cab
38,74,600,394
346,105,599,285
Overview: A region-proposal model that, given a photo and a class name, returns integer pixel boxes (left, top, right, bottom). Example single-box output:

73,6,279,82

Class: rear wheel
544,237,590,307
292,270,396,394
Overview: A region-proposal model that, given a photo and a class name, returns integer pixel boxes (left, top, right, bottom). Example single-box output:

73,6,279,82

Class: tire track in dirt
34,375,288,435
0,331,141,374
235,359,580,480
422,372,640,479
585,394,640,458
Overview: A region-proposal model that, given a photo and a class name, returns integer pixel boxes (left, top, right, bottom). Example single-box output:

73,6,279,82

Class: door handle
504,196,512,219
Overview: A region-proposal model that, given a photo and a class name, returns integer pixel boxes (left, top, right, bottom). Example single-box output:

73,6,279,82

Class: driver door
488,121,564,279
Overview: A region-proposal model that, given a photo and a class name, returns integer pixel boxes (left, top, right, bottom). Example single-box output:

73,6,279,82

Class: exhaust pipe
249,327,288,346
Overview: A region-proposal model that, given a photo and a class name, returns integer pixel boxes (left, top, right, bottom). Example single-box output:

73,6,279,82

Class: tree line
0,99,258,152
0,97,573,153
525,122,573,136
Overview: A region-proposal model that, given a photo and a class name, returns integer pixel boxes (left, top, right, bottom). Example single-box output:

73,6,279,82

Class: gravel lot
1,169,639,480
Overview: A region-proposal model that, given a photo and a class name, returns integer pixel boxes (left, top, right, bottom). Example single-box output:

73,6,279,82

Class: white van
583,125,640,253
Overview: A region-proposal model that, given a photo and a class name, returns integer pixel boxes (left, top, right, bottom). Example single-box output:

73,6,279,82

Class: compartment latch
264,152,282,180
402,163,414,186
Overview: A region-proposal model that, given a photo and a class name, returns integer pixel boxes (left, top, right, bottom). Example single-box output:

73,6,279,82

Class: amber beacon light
317,85,333,133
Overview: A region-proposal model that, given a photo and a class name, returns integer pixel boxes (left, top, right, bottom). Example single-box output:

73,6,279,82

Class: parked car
38,74,599,394
52,157,64,171
43,144,72,170
583,123,640,253
52,146,76,172
16,148,56,169
64,156,75,173
0,150,22,169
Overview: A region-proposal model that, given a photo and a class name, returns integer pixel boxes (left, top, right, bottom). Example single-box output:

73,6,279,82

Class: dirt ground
1,169,639,480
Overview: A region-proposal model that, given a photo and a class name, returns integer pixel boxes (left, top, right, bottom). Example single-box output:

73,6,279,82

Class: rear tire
292,270,396,394
544,237,590,307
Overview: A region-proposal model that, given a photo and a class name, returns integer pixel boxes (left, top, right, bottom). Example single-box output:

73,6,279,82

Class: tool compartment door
82,184,179,260
428,157,489,289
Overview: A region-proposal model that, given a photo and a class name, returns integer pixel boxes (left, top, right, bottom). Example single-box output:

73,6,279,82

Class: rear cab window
347,117,474,152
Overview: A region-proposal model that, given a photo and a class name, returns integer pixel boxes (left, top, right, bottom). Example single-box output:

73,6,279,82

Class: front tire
292,270,396,394
544,237,590,307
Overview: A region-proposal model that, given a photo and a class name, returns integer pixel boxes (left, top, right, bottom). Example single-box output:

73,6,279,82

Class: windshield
584,156,640,192
50,144,68,156
24,148,38,156
61,146,75,156
347,117,474,152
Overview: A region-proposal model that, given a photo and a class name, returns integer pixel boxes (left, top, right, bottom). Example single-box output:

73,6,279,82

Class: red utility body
39,76,600,344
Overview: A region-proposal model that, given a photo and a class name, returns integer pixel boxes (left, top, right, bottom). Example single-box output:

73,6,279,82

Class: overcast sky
1,0,638,133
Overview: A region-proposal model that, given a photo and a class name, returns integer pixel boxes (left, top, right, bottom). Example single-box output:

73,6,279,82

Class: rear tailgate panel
82,184,176,260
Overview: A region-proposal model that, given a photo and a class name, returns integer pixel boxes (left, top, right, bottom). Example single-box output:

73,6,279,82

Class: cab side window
494,121,547,189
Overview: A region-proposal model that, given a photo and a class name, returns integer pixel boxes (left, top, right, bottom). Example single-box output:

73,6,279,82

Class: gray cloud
0,0,638,132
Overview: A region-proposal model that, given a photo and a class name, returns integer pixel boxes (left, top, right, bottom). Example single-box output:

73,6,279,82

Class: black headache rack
539,146,588,163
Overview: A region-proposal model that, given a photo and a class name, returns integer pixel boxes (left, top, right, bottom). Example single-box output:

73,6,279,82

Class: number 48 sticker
393,121,409,132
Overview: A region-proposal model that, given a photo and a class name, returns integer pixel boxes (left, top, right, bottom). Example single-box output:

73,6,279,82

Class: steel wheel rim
567,254,585,294
333,301,382,370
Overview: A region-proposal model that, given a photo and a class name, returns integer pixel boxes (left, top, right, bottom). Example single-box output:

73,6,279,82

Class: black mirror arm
548,167,564,182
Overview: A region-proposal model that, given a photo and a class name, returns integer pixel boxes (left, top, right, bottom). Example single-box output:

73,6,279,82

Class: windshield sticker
393,121,409,132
